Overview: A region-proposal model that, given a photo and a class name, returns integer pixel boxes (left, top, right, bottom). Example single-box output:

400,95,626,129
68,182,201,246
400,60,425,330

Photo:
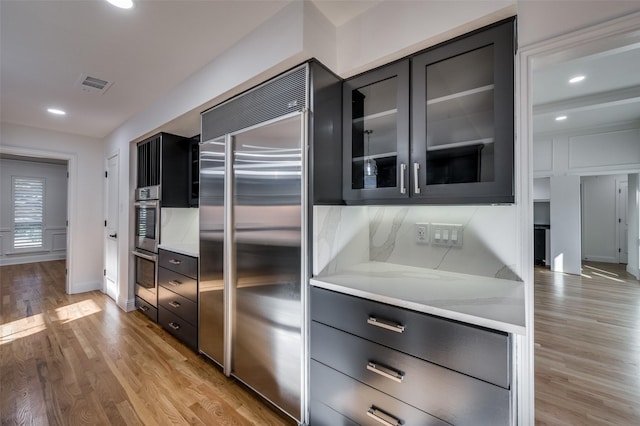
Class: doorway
105,152,119,301
0,151,72,293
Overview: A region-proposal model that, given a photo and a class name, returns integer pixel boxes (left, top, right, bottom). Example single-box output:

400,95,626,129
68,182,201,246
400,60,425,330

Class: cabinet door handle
168,322,181,330
367,316,405,333
168,301,181,308
366,406,402,426
367,361,404,383
169,259,182,265
137,305,149,313
413,162,421,194
168,279,182,286
399,163,407,194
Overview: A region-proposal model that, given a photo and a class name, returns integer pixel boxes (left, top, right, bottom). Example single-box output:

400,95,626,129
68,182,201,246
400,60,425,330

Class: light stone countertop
310,261,525,335
158,243,199,258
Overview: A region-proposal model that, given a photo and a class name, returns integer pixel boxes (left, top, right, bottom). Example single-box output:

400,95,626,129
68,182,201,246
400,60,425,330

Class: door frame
616,179,628,264
0,145,76,294
104,150,120,298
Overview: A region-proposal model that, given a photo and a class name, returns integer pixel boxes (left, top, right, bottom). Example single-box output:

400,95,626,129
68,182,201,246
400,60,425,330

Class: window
13,177,45,249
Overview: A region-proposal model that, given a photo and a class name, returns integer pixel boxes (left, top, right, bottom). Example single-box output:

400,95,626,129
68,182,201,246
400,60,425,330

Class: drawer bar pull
137,305,149,313
367,406,402,426
168,279,182,286
367,361,404,383
169,259,182,265
168,322,181,330
367,316,405,333
168,301,181,308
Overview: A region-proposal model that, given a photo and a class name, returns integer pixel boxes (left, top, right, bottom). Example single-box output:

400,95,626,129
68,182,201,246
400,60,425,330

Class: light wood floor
0,260,293,426
535,261,640,425
4,260,640,425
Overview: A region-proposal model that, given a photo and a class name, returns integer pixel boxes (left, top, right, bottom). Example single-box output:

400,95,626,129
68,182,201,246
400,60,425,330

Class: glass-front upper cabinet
343,60,410,201
411,18,514,203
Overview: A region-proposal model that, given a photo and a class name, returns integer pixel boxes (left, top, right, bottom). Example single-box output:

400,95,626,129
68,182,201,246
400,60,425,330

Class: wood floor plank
1,260,293,426
535,261,640,425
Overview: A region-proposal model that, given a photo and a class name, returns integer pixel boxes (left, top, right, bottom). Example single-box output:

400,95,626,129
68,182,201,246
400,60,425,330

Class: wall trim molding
0,253,65,266
68,280,101,295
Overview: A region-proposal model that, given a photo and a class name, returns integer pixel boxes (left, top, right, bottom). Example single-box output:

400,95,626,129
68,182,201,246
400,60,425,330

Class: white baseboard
0,253,66,266
119,297,137,312
69,280,101,294
627,265,640,280
582,255,618,263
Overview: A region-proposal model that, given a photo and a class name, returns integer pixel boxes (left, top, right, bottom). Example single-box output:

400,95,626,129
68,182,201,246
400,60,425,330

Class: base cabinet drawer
310,400,359,426
159,267,198,302
135,296,157,322
159,249,197,279
159,306,197,350
311,286,510,388
158,286,197,326
311,321,510,425
311,360,449,426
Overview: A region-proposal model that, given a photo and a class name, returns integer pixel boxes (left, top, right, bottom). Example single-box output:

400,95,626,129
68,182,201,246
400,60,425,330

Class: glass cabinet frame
411,18,515,203
342,60,410,201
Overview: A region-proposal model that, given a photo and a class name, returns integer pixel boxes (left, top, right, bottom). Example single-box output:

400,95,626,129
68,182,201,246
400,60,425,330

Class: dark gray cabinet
310,287,512,425
157,249,198,350
136,132,191,207
343,60,410,201
343,18,515,204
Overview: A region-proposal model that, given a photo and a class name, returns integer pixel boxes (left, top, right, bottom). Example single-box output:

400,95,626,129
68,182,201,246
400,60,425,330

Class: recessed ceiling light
106,0,133,9
569,75,585,84
555,115,567,121
47,108,66,116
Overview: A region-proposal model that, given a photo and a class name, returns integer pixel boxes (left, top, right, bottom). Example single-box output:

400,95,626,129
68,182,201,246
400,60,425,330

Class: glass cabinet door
343,60,410,201
412,19,514,203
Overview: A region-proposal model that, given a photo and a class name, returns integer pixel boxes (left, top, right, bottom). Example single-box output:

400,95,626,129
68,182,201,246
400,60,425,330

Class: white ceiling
2,1,639,142
0,0,375,140
532,41,640,136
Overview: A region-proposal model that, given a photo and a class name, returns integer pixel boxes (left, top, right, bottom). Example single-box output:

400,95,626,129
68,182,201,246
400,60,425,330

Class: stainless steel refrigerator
198,63,342,424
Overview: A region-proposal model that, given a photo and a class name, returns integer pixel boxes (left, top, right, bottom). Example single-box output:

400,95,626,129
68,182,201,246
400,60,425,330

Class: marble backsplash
161,208,199,247
314,205,520,281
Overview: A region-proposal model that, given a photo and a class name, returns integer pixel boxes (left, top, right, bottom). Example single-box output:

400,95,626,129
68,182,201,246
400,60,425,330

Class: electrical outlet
431,223,463,247
415,223,429,244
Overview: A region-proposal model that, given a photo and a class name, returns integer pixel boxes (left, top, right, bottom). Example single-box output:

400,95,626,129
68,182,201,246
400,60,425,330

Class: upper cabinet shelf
426,84,494,106
343,17,515,205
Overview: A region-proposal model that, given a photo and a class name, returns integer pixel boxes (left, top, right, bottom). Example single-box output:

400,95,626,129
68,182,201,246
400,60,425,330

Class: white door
105,153,119,300
617,180,628,264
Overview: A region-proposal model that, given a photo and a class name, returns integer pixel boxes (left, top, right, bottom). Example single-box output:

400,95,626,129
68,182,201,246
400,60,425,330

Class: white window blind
13,177,45,249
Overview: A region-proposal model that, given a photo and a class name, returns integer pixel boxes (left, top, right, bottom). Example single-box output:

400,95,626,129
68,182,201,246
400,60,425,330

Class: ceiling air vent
75,73,113,94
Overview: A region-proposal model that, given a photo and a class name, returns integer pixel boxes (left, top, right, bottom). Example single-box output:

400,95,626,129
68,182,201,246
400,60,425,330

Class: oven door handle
132,250,157,262
134,200,159,208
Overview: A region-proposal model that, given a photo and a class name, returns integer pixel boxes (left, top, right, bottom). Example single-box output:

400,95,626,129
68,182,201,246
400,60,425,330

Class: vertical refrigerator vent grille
201,66,307,141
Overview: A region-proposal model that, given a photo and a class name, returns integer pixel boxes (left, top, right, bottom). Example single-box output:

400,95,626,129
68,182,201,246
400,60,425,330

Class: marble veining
369,206,407,262
311,261,525,335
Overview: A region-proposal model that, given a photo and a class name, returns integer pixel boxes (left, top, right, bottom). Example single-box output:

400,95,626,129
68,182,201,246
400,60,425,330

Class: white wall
533,177,550,200
550,175,582,274
581,174,626,263
628,174,640,278
1,123,104,293
0,158,67,265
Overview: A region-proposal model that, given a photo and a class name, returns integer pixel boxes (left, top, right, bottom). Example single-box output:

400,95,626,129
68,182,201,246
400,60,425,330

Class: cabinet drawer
310,400,358,426
159,267,197,302
311,287,510,388
158,306,197,350
311,321,509,425
158,286,197,326
311,360,447,426
159,249,197,279
135,296,157,322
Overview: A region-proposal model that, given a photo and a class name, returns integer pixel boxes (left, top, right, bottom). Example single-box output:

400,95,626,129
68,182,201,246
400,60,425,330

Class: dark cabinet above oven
136,132,192,207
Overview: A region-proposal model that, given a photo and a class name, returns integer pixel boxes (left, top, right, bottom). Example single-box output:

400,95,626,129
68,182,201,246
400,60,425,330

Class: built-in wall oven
133,185,160,312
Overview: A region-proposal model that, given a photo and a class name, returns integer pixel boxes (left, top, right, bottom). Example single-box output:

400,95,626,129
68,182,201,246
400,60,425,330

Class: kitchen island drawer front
158,249,197,279
158,306,198,350
159,267,198,302
311,321,510,425
135,296,158,322
311,360,448,426
158,286,198,326
311,286,510,388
